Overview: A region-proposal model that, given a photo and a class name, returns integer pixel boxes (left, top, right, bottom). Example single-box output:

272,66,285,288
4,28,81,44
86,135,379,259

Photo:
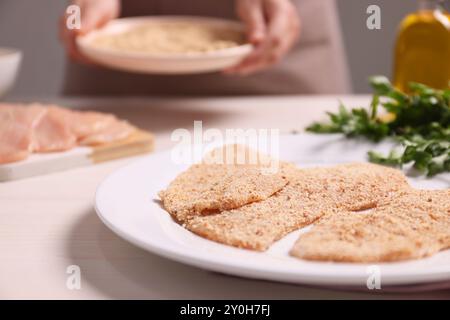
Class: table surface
1,95,449,299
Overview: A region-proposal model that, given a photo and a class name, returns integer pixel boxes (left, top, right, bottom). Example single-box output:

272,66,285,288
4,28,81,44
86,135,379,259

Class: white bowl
0,48,22,98
76,16,253,75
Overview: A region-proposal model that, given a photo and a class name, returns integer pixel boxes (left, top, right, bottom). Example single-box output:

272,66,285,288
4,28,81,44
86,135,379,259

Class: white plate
0,48,22,97
95,134,450,287
77,16,252,74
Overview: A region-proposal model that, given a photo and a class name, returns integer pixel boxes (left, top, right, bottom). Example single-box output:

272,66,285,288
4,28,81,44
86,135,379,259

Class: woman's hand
226,0,301,75
60,0,121,64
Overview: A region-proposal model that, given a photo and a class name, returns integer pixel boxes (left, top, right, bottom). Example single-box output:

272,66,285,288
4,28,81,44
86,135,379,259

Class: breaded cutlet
296,163,411,211
186,163,411,251
290,190,450,262
159,144,295,223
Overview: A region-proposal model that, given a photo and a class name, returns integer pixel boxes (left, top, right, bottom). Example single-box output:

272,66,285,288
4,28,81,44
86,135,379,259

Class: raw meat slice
0,121,31,164
47,107,136,146
79,120,136,146
0,103,139,164
31,107,77,152
0,104,46,164
47,107,117,140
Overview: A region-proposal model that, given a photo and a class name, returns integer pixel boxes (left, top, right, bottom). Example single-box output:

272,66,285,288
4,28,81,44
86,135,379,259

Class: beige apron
63,0,351,95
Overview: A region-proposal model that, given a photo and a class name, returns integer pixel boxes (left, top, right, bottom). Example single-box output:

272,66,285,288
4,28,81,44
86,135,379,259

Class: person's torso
64,0,351,96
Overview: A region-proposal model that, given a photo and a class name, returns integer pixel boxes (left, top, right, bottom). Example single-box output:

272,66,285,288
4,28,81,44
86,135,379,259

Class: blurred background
0,0,416,96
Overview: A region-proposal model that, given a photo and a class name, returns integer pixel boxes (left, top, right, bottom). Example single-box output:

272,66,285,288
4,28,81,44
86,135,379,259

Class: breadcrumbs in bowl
77,17,253,74
92,22,247,55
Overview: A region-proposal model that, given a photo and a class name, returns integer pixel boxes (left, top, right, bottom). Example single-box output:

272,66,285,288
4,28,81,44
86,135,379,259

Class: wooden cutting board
0,130,154,182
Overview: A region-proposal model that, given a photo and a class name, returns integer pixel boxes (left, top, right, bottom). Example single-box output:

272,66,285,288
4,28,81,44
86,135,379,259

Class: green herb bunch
306,76,450,176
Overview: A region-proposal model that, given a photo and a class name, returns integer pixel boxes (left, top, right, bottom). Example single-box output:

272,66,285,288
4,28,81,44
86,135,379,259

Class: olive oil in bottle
393,0,450,92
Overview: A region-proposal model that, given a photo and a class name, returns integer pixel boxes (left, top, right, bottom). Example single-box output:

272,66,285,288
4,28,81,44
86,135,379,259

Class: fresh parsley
306,76,450,177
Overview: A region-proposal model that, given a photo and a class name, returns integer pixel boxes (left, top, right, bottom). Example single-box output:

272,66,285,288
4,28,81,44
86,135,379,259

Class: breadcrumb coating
159,145,294,223
186,163,411,251
160,145,449,262
290,190,450,262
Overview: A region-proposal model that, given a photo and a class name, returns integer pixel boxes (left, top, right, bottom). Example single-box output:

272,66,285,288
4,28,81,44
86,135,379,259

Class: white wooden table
1,96,449,299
